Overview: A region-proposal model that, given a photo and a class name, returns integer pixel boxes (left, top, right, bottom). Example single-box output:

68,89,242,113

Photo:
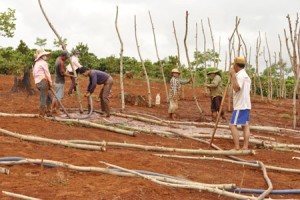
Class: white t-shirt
66,56,82,72
233,69,251,110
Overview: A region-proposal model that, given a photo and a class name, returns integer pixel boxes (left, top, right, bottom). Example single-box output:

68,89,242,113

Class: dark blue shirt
87,70,110,93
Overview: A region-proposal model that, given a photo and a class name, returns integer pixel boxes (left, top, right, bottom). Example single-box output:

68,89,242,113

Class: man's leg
241,123,250,150
102,78,113,117
229,124,240,150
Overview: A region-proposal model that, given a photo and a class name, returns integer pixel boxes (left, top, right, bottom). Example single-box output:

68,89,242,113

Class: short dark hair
78,67,88,74
237,63,245,68
60,50,69,58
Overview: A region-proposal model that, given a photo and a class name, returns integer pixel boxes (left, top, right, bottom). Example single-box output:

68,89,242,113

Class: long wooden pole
209,76,231,147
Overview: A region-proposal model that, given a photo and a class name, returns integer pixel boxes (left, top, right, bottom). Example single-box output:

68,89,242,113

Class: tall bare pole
201,19,208,93
184,11,202,114
134,15,152,108
255,32,264,100
37,0,83,113
278,34,285,98
115,6,125,112
284,14,300,128
265,32,273,100
148,11,168,102
208,17,216,67
172,21,185,99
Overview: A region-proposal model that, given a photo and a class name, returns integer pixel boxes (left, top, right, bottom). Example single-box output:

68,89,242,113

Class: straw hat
171,68,180,74
34,49,51,61
234,57,246,65
207,67,220,75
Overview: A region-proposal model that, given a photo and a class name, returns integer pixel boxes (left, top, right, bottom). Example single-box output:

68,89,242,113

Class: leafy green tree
53,38,67,49
34,37,47,48
0,8,16,38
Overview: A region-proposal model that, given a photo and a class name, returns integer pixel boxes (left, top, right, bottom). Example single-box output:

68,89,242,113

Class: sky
1,0,300,71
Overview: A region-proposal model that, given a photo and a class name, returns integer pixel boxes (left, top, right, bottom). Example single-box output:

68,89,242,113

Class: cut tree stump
115,92,147,106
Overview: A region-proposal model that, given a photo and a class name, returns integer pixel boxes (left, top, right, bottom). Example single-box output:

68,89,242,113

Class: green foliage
53,38,67,49
281,113,291,119
0,8,16,38
34,37,47,48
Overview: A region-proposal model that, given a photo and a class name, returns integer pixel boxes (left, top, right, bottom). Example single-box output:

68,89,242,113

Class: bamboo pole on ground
149,11,168,102
257,161,273,200
2,191,41,200
38,0,83,113
0,128,105,151
101,161,257,200
0,158,235,189
115,6,125,112
184,11,202,114
153,154,300,174
134,15,152,108
68,139,254,156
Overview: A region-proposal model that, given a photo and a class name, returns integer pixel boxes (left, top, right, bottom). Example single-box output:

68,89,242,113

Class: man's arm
230,68,240,92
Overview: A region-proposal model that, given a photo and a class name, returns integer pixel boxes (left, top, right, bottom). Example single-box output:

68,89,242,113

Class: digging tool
49,88,72,118
209,75,231,148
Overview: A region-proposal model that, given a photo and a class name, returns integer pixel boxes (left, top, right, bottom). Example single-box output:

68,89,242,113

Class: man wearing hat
205,67,225,121
78,67,113,117
168,68,191,120
66,49,83,96
32,48,53,117
229,56,251,150
51,50,75,114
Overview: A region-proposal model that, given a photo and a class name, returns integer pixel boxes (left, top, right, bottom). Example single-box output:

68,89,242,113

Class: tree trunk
149,11,168,102
10,66,36,95
134,15,152,107
115,6,125,112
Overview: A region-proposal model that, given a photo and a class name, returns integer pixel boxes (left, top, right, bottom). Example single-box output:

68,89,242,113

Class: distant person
32,49,53,117
168,68,191,120
205,67,225,121
229,57,251,150
66,49,83,96
51,50,75,115
78,67,113,117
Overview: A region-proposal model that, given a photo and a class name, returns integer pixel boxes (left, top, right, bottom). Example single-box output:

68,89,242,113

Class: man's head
60,50,69,61
171,68,180,77
78,67,90,76
207,67,219,78
233,57,246,72
72,49,79,56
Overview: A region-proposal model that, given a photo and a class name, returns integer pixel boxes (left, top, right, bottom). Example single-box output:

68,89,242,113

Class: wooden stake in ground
184,11,202,114
38,0,83,113
209,76,231,147
115,6,125,112
149,11,168,102
2,191,41,200
134,15,152,107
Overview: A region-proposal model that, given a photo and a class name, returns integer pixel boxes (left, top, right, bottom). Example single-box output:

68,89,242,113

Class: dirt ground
0,74,299,200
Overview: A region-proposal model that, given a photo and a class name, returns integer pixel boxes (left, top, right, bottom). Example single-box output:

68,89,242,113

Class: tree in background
53,38,67,49
0,8,16,38
34,37,47,48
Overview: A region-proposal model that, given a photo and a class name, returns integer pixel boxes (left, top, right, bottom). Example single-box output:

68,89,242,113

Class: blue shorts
54,83,65,101
230,109,250,125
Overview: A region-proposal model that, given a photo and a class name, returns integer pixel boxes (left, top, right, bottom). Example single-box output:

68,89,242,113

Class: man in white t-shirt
67,49,82,96
229,57,251,150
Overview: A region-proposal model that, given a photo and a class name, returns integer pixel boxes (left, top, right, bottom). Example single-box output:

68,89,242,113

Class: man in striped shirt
168,68,191,120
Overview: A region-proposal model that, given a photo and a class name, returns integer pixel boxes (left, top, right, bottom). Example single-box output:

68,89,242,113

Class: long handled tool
49,88,72,118
209,76,231,148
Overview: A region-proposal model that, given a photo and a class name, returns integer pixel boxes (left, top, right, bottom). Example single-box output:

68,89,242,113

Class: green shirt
207,75,223,97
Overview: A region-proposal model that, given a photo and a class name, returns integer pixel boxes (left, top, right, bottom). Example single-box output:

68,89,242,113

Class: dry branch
0,158,235,190
184,11,202,114
153,154,300,174
68,139,254,156
257,161,273,200
2,191,41,200
115,6,125,112
101,161,256,200
0,128,105,151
